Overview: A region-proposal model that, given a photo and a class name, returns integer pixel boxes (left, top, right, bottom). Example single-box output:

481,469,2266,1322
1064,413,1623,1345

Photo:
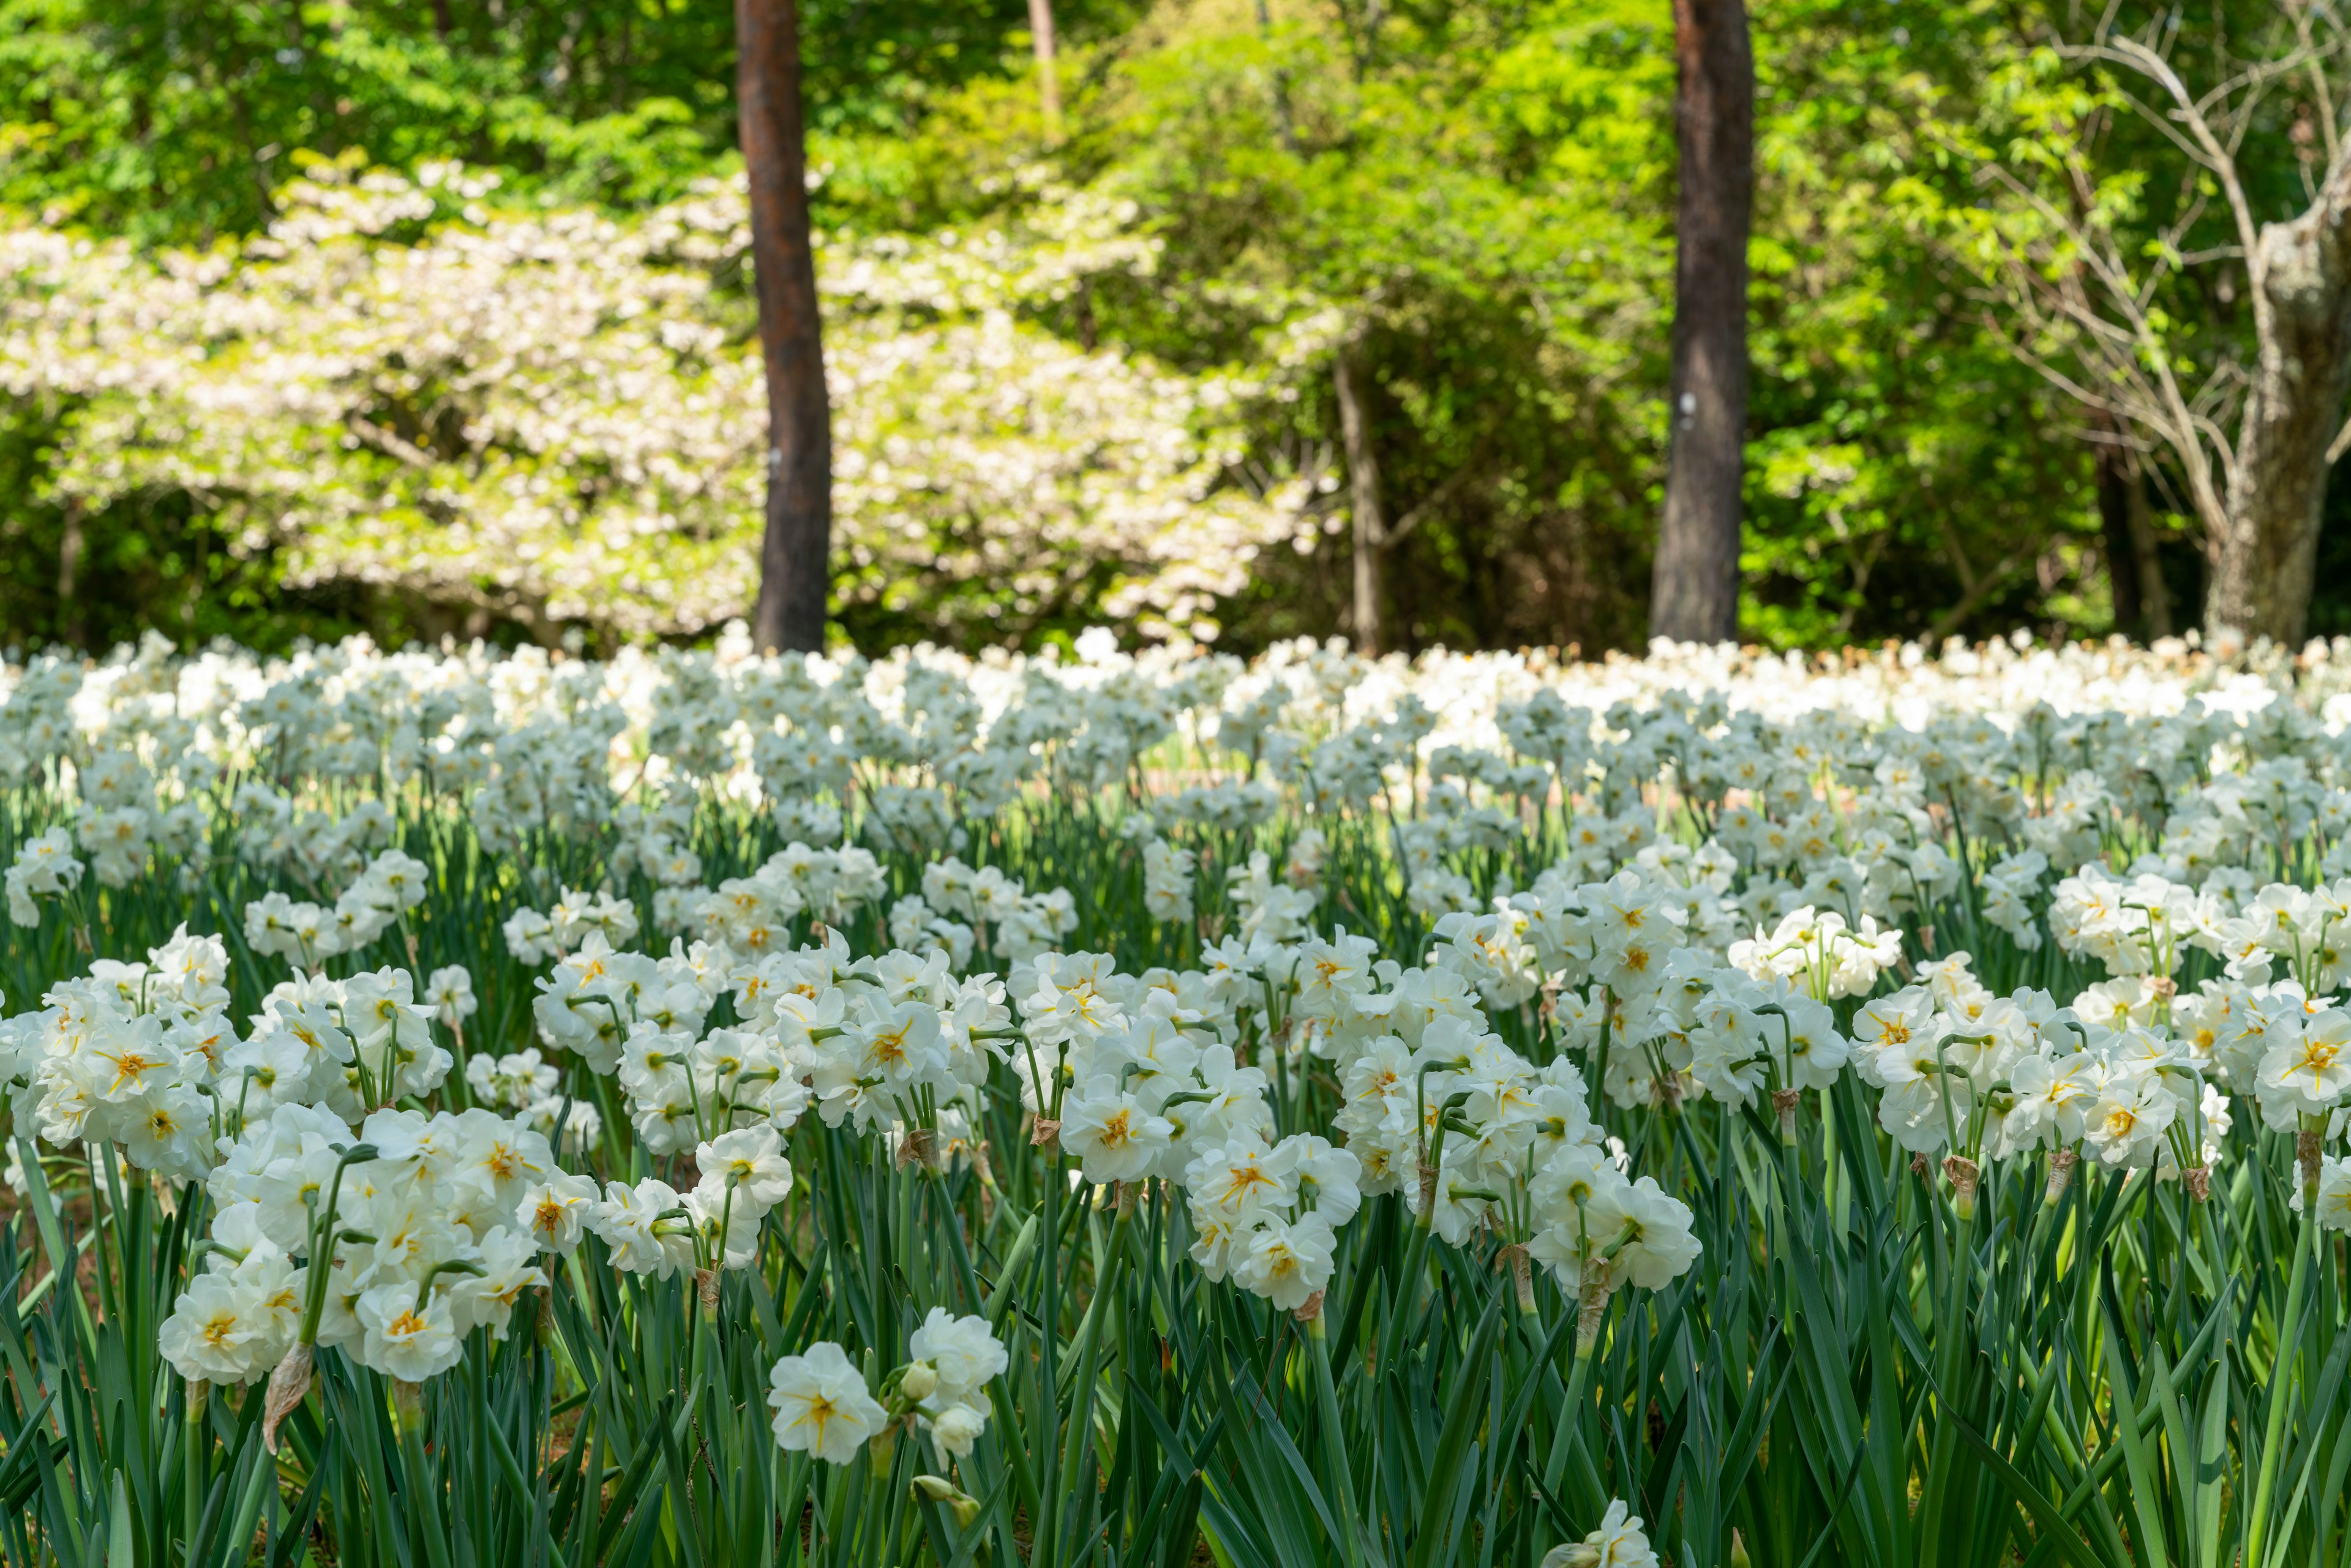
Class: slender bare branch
2089,37,2270,301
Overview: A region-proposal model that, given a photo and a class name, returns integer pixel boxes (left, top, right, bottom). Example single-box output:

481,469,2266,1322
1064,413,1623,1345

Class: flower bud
930,1402,986,1458
912,1474,981,1529
901,1361,940,1401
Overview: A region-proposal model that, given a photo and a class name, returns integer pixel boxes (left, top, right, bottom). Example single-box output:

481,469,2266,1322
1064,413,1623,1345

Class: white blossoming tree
0,160,1312,644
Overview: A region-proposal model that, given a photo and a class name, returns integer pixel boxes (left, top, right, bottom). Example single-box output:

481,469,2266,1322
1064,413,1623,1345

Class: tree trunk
57,499,83,649
1028,0,1062,141
739,0,833,655
1335,340,1385,655
2209,197,2351,645
1649,0,1752,646
2127,463,2172,638
2094,425,2143,636
1253,0,1299,153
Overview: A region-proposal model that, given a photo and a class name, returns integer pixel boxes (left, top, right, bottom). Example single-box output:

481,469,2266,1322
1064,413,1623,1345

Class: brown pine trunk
739,0,833,655
1649,0,1752,645
2208,200,2351,644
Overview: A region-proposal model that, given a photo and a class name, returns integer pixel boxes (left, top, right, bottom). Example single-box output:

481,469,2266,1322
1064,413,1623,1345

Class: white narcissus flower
519,1171,602,1260
1141,839,1197,924
83,1015,180,1103
1996,1052,2095,1158
2082,1070,2180,1169
1233,1213,1337,1311
444,1228,547,1339
1289,1135,1363,1225
1184,1136,1294,1228
1059,1078,1173,1184
118,1080,208,1179
585,1177,691,1278
696,1126,795,1209
768,1343,888,1464
1583,1177,1702,1292
684,1182,763,1270
504,909,558,965
2310,1156,2351,1231
1774,996,1851,1091
928,1402,987,1458
355,1283,464,1383
1428,1157,1497,1248
907,1308,1008,1405
2258,1009,2351,1114
159,1270,265,1385
426,966,478,1027
1542,1499,1660,1568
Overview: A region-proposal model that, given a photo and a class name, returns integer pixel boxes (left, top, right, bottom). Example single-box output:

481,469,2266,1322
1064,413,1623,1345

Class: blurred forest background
0,0,2342,657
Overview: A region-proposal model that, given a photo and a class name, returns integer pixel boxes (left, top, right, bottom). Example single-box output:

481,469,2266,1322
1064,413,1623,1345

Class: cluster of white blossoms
532,928,723,1078
1180,1130,1359,1312
0,733,217,906
504,886,643,966
1224,844,1323,947
230,782,393,894
1298,928,1702,1331
576,1122,792,1281
242,848,433,967
901,855,1079,965
768,1308,1008,1466
33,625,2351,1528
1418,880,1899,1127
991,945,1377,1312
14,621,2351,986
0,935,475,1190
5,827,84,926
166,1103,558,1389
665,842,890,950
0,926,236,1180
1133,839,1194,927
463,1046,601,1146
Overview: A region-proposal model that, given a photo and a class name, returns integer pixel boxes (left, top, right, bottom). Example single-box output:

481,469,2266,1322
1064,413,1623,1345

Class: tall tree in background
1029,0,1063,141
739,0,834,654
1334,333,1387,654
1650,0,1753,645
1965,6,2351,646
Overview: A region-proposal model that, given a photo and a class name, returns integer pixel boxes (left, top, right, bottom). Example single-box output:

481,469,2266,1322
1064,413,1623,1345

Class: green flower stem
2246,1206,2315,1568
1307,1310,1369,1568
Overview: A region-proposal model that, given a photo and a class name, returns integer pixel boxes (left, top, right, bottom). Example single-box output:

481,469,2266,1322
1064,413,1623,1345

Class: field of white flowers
6,623,2351,1567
